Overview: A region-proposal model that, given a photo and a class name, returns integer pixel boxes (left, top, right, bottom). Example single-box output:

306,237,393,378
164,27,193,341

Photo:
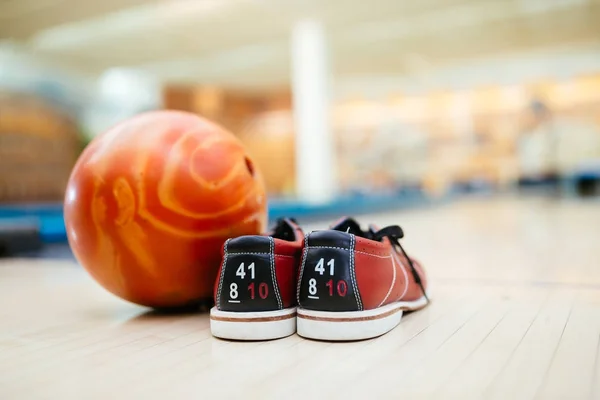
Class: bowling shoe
210,218,303,340
296,217,429,341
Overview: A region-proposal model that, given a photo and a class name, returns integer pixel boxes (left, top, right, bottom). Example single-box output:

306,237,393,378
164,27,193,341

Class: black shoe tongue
368,224,382,237
269,218,297,240
330,217,364,235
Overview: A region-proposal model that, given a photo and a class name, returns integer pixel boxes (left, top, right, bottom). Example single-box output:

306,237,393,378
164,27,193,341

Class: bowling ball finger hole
245,157,255,178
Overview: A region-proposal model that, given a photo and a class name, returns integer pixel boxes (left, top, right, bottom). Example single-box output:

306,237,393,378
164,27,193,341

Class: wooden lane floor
1,195,599,399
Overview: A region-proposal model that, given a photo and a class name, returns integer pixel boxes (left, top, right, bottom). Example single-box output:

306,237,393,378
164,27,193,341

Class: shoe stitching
350,234,363,311
225,252,296,258
215,238,230,309
354,250,393,258
377,255,397,307
392,250,410,301
306,245,388,258
269,237,283,309
226,251,272,255
297,233,309,307
305,245,349,251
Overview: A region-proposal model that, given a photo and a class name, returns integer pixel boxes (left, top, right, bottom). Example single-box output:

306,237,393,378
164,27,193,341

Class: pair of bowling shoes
210,217,429,341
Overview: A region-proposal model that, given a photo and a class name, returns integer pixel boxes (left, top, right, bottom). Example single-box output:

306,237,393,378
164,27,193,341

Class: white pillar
291,19,336,204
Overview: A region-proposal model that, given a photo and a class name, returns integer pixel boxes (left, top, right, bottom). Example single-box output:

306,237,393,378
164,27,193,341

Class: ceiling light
30,0,236,50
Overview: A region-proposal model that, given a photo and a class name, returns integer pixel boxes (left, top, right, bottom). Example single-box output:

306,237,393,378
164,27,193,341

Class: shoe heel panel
216,237,282,312
298,231,362,312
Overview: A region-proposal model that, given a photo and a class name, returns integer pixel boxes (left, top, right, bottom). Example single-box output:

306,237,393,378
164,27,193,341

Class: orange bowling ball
64,110,267,308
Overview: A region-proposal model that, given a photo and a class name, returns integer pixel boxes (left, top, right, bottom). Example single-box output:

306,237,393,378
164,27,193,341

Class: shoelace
371,225,429,302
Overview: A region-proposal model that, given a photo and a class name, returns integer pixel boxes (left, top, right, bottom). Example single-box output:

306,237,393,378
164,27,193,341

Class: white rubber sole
210,307,297,341
297,295,429,341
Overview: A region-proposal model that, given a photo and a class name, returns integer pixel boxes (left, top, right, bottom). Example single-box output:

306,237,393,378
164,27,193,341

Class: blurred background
1,0,600,255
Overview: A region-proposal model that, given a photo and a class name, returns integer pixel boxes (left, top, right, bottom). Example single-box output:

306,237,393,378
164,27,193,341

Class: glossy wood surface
1,195,599,399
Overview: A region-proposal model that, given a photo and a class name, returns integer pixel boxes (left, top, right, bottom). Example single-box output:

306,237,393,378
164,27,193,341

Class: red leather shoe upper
272,222,304,308
354,235,428,310
298,217,428,312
